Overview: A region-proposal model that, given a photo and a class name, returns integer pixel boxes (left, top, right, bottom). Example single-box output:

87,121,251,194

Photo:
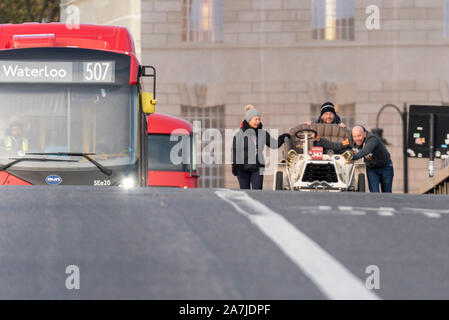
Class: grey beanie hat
245,108,261,122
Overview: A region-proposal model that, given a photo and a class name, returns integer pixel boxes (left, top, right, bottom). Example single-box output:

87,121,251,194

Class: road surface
0,186,448,299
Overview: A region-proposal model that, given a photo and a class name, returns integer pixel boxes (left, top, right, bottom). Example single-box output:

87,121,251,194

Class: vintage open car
273,123,367,192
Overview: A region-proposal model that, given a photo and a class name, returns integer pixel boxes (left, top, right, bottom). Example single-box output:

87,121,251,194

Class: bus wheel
357,173,366,192
275,171,284,190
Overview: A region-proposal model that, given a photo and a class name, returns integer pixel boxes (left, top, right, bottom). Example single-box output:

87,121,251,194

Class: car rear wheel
275,171,283,190
357,173,366,192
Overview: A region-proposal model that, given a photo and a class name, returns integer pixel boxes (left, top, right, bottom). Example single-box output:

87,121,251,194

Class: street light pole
374,103,408,194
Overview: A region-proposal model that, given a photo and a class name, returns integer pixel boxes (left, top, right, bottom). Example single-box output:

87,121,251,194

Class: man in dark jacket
316,125,394,193
232,106,290,190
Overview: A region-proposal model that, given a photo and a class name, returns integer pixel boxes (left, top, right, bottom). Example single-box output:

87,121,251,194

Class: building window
182,0,223,42
311,103,355,128
181,105,225,188
312,0,354,40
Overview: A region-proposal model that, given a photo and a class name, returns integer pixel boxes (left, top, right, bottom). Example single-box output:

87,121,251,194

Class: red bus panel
148,171,197,189
0,172,32,185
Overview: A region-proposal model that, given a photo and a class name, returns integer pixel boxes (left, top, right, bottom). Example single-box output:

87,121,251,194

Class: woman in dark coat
231,105,290,190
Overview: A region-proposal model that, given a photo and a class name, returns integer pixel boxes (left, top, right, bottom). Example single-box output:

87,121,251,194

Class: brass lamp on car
343,150,354,163
287,149,298,164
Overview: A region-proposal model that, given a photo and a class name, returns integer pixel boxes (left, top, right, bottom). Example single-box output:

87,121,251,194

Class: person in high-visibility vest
4,121,28,154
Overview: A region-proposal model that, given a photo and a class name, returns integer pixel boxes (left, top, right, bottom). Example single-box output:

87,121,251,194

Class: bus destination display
0,61,115,83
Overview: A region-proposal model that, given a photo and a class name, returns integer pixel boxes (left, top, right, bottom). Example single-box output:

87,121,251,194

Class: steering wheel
295,128,318,140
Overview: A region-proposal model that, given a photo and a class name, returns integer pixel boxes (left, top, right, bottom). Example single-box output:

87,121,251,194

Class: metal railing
417,166,449,195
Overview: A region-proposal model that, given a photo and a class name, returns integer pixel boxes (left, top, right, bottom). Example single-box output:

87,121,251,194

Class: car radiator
301,163,338,183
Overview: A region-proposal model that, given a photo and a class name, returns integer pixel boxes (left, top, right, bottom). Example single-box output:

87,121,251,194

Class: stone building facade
62,0,449,192
60,0,142,58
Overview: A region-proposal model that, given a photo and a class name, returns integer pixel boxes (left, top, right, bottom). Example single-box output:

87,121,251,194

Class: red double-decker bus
0,23,158,187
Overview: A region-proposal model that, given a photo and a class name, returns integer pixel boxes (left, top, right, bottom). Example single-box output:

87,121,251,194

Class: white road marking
424,212,441,218
402,207,446,218
377,211,394,217
338,206,366,215
284,205,444,218
286,206,333,214
215,189,380,300
377,207,395,217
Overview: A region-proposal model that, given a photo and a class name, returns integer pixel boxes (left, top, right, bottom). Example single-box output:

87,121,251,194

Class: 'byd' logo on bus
46,175,62,185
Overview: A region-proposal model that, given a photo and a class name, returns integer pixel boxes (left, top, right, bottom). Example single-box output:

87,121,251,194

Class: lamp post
372,103,408,194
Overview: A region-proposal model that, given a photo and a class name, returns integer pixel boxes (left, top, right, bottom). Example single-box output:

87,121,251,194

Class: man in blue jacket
316,125,394,193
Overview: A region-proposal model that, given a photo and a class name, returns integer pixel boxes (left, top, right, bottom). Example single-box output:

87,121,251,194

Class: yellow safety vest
5,136,28,152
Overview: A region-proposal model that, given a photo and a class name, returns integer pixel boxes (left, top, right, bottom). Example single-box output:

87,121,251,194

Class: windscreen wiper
26,153,113,176
0,158,79,172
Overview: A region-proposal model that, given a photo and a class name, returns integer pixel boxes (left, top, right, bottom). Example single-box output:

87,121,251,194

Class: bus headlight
121,177,135,189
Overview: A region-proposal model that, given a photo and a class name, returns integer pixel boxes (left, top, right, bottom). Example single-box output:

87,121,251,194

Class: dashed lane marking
283,205,448,218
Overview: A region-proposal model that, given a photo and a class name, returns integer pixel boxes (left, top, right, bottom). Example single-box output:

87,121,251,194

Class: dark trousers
366,164,394,193
237,171,264,190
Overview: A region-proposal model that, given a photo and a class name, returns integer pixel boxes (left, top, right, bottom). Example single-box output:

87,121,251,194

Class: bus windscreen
0,83,138,170
148,134,191,172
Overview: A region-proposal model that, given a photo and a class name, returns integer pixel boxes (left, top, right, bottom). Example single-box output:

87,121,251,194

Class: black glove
278,133,291,145
232,164,239,176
